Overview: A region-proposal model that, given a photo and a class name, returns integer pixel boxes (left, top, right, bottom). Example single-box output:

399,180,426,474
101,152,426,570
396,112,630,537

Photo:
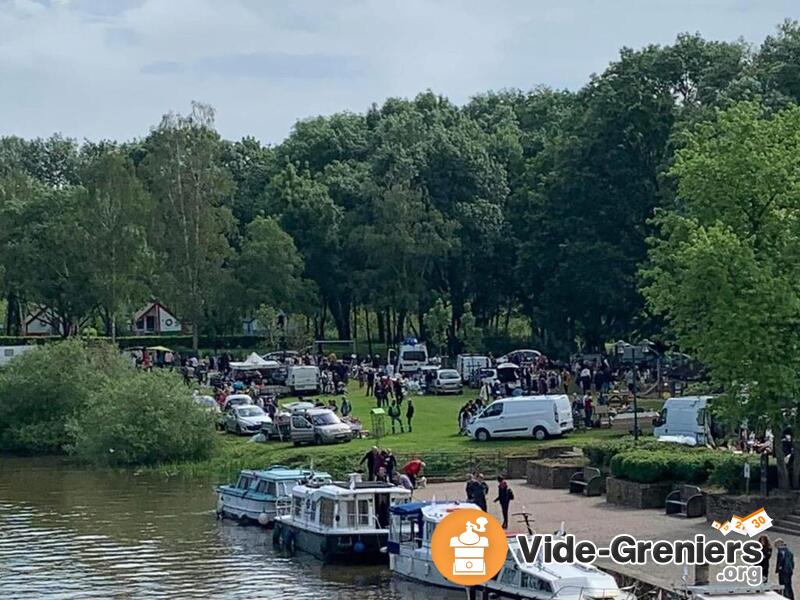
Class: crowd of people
358,446,426,491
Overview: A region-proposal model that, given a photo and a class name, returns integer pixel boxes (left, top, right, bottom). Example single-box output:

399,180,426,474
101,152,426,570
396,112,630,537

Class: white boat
272,473,411,563
388,500,481,590
487,536,635,600
215,465,331,526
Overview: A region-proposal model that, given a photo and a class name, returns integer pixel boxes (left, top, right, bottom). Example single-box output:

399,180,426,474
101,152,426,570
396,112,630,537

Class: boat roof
508,539,618,587
292,480,411,498
389,500,480,518
241,466,331,481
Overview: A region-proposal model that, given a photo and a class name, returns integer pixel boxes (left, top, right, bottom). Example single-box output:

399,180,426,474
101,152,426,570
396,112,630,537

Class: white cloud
0,0,797,143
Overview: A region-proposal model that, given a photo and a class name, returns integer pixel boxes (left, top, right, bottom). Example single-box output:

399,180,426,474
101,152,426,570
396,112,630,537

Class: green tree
235,215,305,314
80,149,152,340
643,101,800,489
142,103,235,352
425,297,451,355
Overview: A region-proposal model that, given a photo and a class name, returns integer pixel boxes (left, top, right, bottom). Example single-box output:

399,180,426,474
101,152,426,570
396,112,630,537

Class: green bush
67,370,215,466
609,447,730,485
0,340,127,453
583,438,663,469
708,455,762,493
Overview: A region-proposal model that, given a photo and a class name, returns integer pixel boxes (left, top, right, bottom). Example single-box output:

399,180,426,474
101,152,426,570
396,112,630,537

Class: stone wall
706,492,799,523
506,456,531,479
527,460,586,489
606,477,673,509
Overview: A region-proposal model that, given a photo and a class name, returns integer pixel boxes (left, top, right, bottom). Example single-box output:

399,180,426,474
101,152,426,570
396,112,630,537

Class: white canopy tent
230,352,280,371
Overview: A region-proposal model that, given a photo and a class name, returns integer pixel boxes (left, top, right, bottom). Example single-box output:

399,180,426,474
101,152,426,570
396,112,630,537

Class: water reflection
0,457,456,599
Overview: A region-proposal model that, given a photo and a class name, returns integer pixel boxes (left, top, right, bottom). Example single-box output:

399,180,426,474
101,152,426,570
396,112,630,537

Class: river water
0,457,456,599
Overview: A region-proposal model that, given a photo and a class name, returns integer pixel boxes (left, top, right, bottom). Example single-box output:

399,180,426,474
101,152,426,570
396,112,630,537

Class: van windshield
401,351,426,362
481,403,503,418
312,413,341,426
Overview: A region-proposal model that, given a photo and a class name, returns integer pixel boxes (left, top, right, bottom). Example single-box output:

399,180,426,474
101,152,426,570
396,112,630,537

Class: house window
136,319,144,330
145,315,156,331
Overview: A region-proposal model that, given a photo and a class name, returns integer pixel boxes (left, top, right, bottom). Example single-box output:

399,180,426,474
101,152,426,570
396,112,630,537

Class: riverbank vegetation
0,341,214,465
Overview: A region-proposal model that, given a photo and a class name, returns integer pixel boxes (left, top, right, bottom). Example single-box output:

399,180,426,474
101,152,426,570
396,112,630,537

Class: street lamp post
617,341,641,443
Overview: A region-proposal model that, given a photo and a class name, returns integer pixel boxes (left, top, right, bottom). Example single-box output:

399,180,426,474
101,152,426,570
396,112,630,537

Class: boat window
292,497,302,517
319,498,335,527
342,500,357,527
521,573,551,591
358,499,371,526
237,475,253,490
500,567,518,586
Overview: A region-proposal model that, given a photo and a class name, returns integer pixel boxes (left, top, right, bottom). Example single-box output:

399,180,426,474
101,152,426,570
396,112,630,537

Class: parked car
290,408,352,446
497,349,541,366
225,405,273,436
471,367,497,387
467,395,573,441
223,394,253,411
431,368,463,395
194,395,220,413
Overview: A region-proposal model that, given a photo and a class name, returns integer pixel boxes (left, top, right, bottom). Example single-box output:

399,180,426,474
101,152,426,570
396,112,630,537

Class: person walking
466,473,488,511
383,449,397,481
366,369,375,396
388,400,404,434
759,535,772,583
494,476,513,529
340,395,351,417
406,398,415,432
776,539,795,599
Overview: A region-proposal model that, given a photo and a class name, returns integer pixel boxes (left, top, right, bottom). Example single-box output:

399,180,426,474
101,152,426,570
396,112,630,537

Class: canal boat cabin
216,465,331,525
272,474,411,562
388,501,481,590
487,537,635,600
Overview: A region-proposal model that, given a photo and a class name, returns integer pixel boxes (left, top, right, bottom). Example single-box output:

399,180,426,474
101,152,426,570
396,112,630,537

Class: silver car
225,405,273,436
290,409,352,446
432,369,464,395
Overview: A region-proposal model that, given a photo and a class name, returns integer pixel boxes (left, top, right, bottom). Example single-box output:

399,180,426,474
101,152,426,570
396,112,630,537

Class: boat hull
216,487,278,525
389,551,459,590
273,520,389,563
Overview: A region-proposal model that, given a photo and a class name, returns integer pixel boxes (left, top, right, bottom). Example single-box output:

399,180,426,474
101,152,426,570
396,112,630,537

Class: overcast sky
1,0,799,145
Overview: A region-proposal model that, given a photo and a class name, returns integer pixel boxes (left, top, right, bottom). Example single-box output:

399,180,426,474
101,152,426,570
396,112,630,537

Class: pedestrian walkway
419,481,799,593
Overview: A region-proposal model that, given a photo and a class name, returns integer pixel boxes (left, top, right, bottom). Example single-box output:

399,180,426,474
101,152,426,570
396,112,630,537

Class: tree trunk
364,307,373,357
397,310,406,341
377,311,385,343
792,435,800,490
418,309,427,340
775,430,790,490
192,323,199,354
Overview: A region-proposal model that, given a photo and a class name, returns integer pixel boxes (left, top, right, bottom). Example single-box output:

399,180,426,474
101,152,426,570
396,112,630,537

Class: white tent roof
230,352,279,370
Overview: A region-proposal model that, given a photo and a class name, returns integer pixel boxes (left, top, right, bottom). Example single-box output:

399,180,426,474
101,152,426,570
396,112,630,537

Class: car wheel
314,434,323,445
533,426,548,441
236,424,242,435
475,429,490,442
293,441,301,447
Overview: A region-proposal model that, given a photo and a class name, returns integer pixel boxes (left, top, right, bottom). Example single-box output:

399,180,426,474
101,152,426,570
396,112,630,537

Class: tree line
2,21,800,358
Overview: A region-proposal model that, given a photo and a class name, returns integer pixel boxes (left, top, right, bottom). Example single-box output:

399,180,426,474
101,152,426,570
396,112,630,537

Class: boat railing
552,585,629,600
342,513,373,528
275,499,292,518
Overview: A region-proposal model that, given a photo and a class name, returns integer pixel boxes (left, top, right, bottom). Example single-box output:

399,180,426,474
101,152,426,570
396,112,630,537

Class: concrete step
782,514,800,525
769,525,800,537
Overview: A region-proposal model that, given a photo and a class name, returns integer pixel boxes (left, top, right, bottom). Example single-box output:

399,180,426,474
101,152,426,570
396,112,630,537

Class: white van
286,366,320,395
653,396,714,444
467,395,573,441
456,354,490,384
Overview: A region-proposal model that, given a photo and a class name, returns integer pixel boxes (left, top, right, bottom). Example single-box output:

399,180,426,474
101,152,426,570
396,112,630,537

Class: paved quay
418,480,799,593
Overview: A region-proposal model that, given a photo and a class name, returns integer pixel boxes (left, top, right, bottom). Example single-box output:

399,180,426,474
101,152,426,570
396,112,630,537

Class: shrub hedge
585,439,762,492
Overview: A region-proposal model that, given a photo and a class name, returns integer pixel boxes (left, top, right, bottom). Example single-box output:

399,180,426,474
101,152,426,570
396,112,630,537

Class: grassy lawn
157,384,626,481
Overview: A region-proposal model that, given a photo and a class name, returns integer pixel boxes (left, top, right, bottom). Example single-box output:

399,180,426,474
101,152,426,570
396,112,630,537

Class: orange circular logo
430,508,508,586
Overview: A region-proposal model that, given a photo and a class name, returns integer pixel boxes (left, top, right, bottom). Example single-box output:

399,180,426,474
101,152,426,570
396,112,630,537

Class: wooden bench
569,467,605,496
665,484,705,518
